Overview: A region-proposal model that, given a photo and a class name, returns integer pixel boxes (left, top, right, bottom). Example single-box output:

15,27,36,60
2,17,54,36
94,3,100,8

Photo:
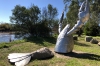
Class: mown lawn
0,35,100,66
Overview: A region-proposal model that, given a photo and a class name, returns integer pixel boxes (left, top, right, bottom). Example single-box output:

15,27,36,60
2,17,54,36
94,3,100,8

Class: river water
0,33,22,43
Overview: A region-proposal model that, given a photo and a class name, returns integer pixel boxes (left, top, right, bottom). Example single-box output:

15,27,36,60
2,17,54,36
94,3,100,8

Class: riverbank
0,32,15,34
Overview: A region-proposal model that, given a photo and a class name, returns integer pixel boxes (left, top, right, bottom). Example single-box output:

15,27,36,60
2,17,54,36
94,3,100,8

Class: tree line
1,0,100,37
0,23,14,32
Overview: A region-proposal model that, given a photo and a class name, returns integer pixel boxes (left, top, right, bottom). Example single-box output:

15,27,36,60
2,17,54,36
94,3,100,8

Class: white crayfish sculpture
55,0,89,53
8,0,89,66
8,47,54,66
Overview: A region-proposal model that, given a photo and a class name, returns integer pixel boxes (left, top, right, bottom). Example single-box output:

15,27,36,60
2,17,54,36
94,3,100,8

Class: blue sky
0,0,65,23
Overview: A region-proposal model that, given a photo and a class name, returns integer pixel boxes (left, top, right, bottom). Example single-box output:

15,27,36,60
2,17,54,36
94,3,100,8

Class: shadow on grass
25,36,57,46
59,52,100,61
74,41,91,47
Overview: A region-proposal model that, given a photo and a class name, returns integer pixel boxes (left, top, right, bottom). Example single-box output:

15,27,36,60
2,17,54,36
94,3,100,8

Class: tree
83,0,100,36
41,4,58,34
0,23,12,32
41,7,48,21
66,0,79,27
10,4,51,37
63,0,82,36
10,5,40,36
47,4,58,28
84,21,99,36
10,4,58,37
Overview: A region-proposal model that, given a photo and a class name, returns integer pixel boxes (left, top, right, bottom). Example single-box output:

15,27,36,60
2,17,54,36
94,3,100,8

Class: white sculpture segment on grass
8,47,54,66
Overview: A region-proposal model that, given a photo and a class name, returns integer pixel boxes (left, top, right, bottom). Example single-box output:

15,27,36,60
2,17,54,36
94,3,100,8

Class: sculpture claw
78,0,89,22
58,11,64,33
8,47,54,66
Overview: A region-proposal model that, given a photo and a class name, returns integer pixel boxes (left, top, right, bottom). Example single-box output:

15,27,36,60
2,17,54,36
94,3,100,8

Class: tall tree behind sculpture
41,4,58,34
63,0,82,36
47,4,58,28
66,1,79,27
84,0,100,36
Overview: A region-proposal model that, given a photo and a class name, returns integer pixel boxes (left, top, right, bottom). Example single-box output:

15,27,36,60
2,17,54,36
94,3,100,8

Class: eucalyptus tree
47,4,58,28
62,0,81,36
84,0,100,36
41,4,58,34
10,4,41,36
10,4,58,37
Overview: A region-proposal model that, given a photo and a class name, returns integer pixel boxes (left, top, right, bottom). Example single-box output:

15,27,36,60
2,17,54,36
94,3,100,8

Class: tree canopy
10,0,100,37
10,4,58,37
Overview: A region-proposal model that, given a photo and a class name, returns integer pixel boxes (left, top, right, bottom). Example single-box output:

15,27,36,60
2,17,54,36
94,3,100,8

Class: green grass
0,35,100,66
0,40,25,49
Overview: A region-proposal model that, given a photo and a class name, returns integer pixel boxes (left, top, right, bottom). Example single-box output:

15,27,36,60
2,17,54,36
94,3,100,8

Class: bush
84,22,99,36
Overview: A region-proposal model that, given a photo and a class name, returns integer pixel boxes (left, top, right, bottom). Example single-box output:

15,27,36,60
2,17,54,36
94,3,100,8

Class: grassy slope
0,35,100,66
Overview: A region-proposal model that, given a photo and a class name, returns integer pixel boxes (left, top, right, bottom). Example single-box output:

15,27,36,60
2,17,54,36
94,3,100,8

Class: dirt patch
49,48,87,59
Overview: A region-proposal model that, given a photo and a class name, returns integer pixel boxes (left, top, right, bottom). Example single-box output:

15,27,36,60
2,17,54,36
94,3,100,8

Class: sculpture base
54,35,74,53
54,50,73,54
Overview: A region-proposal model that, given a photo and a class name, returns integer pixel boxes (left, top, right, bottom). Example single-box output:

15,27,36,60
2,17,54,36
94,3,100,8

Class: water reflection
0,33,22,43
